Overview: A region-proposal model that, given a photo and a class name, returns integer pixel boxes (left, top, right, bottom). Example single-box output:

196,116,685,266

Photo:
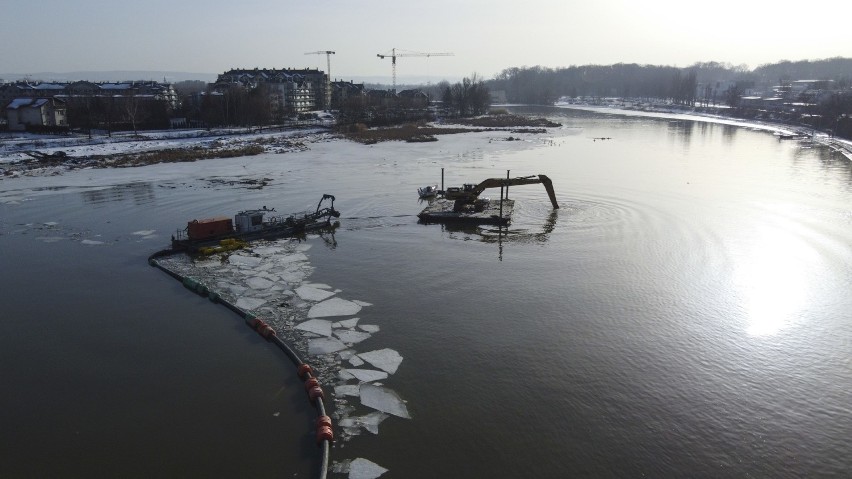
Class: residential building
5,97,67,131
213,68,329,113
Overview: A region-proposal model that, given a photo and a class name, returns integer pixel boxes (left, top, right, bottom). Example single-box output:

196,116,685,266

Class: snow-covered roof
100,83,132,90
33,83,66,90
6,98,49,109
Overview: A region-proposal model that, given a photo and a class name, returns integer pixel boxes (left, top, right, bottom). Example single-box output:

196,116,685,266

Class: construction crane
304,50,335,109
376,48,453,93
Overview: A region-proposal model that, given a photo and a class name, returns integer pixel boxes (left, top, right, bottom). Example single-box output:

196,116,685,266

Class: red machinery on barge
171,194,339,253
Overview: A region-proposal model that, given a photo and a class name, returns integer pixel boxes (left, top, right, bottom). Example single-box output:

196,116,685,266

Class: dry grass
97,145,265,168
453,114,561,128
342,123,480,144
340,115,560,144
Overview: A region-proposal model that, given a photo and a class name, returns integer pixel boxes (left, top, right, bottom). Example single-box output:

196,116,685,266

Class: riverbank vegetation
487,58,852,139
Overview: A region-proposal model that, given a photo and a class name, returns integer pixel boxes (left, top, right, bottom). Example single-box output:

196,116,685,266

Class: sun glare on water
733,219,818,337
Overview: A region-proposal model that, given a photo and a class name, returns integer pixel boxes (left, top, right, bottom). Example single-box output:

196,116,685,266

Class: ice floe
335,329,372,344
308,337,348,355
228,254,262,267
307,297,362,318
296,285,336,301
334,384,361,397
81,239,105,245
245,276,275,290
334,318,360,329
235,297,266,311
132,230,155,236
341,369,388,383
360,384,410,419
338,350,356,360
358,324,380,333
349,458,388,479
295,319,333,337
357,349,403,374
251,246,285,255
339,412,389,435
276,252,309,264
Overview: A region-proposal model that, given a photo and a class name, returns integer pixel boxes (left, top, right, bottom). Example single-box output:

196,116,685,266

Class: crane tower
304,50,335,109
376,48,453,93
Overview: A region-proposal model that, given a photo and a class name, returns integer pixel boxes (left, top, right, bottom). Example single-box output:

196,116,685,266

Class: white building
5,97,67,131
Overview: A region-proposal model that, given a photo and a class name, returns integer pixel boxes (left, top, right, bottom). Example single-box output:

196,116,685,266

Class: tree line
440,75,491,116
487,58,852,106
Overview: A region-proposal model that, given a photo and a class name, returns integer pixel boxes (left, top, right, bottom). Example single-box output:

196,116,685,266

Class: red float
297,364,313,379
304,377,320,391
316,415,332,429
316,425,334,445
308,386,324,401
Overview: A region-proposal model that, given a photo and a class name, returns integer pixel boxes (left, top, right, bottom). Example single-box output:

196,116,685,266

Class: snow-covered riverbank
3,105,850,181
553,101,852,161
0,127,336,178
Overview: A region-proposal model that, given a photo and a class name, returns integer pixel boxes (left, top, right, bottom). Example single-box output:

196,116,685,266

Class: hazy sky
3,0,849,81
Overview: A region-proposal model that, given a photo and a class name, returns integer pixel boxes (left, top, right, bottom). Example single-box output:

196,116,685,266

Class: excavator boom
447,174,559,209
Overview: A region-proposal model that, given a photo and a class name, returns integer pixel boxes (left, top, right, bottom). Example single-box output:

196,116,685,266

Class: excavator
444,174,559,212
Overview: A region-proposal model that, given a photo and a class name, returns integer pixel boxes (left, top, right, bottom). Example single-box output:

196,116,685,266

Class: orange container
187,217,232,240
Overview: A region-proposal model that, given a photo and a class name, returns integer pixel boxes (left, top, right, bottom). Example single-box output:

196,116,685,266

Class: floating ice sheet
295,319,333,337
81,239,104,245
358,325,380,333
360,384,410,419
308,337,348,355
334,384,361,397
251,246,285,255
308,297,362,318
279,271,307,283
229,254,262,267
339,412,389,435
353,300,373,307
235,297,266,311
296,285,336,301
276,253,309,264
335,330,372,344
334,318,359,329
358,349,403,374
349,458,388,479
342,369,388,383
132,230,155,236
348,356,365,367
197,259,222,269
304,282,332,289
246,277,275,290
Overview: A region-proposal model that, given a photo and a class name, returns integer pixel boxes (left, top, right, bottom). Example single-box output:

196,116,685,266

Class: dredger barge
418,173,558,225
170,194,339,253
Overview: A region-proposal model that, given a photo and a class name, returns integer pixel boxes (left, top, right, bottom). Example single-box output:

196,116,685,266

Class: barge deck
418,198,514,225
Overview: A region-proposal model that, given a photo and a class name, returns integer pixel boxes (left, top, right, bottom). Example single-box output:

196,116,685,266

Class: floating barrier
148,250,332,479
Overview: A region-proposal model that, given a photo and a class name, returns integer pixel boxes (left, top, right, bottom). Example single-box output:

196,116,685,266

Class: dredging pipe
148,249,332,479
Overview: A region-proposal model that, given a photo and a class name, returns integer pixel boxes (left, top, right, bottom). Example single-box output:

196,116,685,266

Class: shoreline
552,102,852,161
3,106,850,180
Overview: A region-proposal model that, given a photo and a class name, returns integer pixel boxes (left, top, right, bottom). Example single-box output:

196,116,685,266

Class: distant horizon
0,70,466,86
6,0,850,80
2,55,849,86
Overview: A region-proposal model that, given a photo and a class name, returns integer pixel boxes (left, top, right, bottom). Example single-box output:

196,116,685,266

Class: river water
2,106,851,478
